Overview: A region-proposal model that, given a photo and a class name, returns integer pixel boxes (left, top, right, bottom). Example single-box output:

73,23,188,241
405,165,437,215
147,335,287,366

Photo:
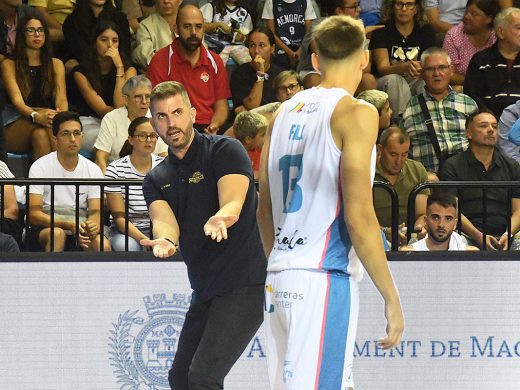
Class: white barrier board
0,260,519,389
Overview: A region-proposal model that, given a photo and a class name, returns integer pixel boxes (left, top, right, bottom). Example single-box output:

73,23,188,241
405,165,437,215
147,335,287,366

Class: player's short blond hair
312,15,365,61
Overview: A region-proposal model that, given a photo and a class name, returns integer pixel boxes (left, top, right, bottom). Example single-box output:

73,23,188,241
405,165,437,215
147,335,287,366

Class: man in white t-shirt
28,111,111,252
400,192,479,251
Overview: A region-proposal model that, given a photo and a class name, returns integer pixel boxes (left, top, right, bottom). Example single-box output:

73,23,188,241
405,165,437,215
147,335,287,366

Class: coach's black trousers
169,283,264,390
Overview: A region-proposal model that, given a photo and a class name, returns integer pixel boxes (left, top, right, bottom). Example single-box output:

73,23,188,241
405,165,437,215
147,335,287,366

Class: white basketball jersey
267,87,376,281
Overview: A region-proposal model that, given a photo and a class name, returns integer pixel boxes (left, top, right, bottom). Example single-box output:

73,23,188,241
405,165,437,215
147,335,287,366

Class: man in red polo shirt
147,4,231,134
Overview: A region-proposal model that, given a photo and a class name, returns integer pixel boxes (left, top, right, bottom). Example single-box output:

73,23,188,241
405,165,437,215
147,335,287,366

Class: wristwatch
256,72,266,82
30,111,37,123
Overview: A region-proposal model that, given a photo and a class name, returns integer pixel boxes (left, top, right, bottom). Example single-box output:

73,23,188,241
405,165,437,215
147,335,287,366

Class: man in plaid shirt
400,47,478,173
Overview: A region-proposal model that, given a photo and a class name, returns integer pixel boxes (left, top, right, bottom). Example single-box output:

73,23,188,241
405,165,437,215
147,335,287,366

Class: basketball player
257,16,404,390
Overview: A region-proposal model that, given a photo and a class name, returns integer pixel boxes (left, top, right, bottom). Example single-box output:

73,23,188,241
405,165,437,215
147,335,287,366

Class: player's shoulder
333,94,378,118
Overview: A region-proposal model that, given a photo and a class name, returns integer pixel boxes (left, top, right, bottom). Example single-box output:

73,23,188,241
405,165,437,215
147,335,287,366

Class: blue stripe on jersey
317,273,350,390
321,205,352,273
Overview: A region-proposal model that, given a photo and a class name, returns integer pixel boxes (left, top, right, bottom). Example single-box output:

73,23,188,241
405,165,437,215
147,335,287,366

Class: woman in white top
105,116,164,251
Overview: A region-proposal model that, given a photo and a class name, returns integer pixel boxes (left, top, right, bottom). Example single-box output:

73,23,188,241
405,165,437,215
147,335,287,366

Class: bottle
408,233,418,245
510,233,520,250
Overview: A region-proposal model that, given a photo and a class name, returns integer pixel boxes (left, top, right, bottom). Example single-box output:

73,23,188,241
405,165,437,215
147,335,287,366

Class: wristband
162,237,178,249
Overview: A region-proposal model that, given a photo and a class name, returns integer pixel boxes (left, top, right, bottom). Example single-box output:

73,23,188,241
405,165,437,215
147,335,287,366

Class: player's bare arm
333,97,404,349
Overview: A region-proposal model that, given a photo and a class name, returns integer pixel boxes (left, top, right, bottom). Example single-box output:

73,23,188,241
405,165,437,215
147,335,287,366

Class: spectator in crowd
232,111,267,179
261,0,317,69
27,111,111,252
400,191,479,251
147,4,231,134
373,126,428,246
369,0,435,119
1,0,33,62
357,89,392,134
0,231,18,251
132,0,180,73
1,13,68,160
117,0,145,33
272,69,303,103
401,47,478,174
498,100,520,164
201,0,253,65
94,75,167,174
424,0,467,45
443,0,499,92
70,20,136,155
27,0,74,42
62,0,131,69
141,81,266,390
440,110,520,250
296,0,378,92
105,116,164,251
465,7,520,118
230,27,283,112
0,159,22,249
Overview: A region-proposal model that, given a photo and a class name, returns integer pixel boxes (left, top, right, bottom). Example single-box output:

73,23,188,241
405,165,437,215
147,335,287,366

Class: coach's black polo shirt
143,131,266,303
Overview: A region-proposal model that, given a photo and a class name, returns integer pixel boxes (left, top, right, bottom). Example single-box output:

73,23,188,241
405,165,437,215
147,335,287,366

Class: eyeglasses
340,2,361,10
278,82,301,93
131,94,151,103
25,27,45,35
133,133,159,142
394,2,416,10
423,65,451,74
59,130,83,138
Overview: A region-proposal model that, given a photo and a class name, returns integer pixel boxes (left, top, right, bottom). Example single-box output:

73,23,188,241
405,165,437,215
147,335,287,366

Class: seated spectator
70,20,136,155
232,111,267,179
132,0,180,73
261,0,317,69
230,27,283,112
357,89,392,134
118,0,144,33
28,0,75,43
94,75,167,174
0,0,34,63
464,7,520,118
425,0,467,45
369,0,435,119
373,126,429,246
400,47,478,174
1,13,68,160
201,0,253,65
400,191,479,251
0,159,22,249
272,70,303,103
62,0,131,69
27,111,111,252
105,116,164,251
296,0,378,92
0,231,19,252
498,100,520,164
443,0,498,92
147,4,231,134
440,110,520,250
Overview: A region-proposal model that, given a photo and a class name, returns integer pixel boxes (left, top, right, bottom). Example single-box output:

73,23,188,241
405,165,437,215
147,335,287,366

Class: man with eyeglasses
94,75,168,174
27,111,111,252
400,47,478,174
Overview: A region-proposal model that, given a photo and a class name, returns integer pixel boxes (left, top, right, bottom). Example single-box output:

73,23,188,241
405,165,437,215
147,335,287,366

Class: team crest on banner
109,293,191,389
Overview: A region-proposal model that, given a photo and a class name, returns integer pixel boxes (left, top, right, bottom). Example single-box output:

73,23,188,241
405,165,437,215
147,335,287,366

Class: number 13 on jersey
279,154,303,213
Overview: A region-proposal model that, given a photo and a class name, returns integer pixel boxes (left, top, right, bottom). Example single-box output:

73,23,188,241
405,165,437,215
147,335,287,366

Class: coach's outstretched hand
378,299,405,349
140,238,177,258
204,215,239,242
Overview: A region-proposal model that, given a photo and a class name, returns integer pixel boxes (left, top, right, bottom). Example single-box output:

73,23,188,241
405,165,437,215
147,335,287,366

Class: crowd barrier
2,179,520,252
1,251,519,389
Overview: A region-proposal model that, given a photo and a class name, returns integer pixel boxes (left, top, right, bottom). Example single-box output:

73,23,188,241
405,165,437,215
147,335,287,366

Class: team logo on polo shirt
188,171,204,183
200,71,210,83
